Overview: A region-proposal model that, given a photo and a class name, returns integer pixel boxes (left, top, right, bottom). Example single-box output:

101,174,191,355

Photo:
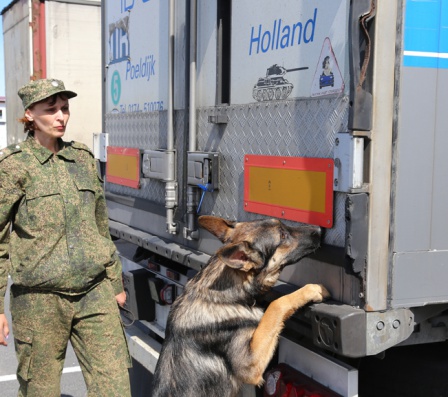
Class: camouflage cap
18,78,77,109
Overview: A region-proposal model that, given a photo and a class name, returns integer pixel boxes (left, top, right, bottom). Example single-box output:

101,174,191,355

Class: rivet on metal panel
376,321,385,331
392,320,401,329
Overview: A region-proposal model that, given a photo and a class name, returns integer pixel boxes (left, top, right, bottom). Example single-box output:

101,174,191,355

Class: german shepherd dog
152,216,330,397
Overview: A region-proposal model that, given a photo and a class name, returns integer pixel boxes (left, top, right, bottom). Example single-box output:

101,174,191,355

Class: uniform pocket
13,325,34,381
22,184,64,231
74,179,97,220
75,180,96,203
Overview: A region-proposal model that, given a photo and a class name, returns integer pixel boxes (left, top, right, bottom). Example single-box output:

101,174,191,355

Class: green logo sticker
111,71,121,105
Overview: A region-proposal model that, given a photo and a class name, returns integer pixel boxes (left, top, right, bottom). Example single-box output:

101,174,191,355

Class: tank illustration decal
311,37,345,97
252,64,309,102
232,0,349,105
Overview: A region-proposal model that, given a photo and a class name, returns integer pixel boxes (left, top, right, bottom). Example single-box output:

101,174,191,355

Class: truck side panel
391,0,448,307
45,1,102,147
101,0,448,370
2,0,30,145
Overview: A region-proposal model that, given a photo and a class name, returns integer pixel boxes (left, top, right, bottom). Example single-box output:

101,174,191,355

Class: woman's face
25,95,70,141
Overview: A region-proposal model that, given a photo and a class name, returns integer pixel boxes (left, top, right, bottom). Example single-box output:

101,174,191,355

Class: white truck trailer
1,0,102,149
99,1,448,395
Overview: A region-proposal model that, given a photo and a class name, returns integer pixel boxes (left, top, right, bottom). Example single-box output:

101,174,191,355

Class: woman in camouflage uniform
0,79,132,397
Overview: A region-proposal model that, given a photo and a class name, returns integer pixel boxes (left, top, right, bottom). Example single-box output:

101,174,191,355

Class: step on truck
97,1,448,396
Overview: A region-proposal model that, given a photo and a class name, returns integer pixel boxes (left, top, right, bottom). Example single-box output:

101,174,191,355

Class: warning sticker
311,37,345,97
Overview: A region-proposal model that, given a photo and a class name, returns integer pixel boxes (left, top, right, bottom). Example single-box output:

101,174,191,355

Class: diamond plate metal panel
105,111,185,205
196,96,350,246
105,95,349,246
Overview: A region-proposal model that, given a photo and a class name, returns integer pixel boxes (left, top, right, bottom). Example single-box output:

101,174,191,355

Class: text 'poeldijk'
126,55,156,81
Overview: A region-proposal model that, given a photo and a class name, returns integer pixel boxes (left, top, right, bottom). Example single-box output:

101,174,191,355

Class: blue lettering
125,55,156,81
292,22,303,45
109,15,130,65
118,101,163,113
123,0,134,12
304,8,317,43
128,103,140,112
280,26,291,49
144,101,164,112
249,25,261,55
261,31,271,53
276,19,281,49
122,0,151,12
248,9,318,56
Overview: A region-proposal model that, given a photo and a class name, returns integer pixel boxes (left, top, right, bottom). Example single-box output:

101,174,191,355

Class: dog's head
199,216,321,288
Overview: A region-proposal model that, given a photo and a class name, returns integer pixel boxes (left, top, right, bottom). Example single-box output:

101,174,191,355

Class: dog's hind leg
243,283,330,386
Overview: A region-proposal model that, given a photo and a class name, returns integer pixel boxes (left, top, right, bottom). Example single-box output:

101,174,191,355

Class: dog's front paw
305,284,330,303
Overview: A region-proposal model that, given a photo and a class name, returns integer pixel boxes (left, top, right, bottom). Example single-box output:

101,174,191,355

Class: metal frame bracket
142,150,176,182
187,152,220,190
333,132,367,193
93,133,109,162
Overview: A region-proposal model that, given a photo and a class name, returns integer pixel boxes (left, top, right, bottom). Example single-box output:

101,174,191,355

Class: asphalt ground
0,277,87,397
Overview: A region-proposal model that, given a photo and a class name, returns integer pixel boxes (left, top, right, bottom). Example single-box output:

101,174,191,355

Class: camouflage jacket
0,135,123,313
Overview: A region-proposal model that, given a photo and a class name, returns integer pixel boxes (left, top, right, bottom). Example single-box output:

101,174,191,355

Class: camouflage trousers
10,279,132,397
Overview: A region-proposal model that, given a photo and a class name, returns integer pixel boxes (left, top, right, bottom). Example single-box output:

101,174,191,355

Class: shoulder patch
70,141,94,157
0,144,23,163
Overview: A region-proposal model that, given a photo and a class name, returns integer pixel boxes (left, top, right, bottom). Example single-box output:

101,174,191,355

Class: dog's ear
198,215,236,242
217,242,264,272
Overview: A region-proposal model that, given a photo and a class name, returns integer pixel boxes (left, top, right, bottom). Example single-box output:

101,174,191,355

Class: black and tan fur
152,216,330,397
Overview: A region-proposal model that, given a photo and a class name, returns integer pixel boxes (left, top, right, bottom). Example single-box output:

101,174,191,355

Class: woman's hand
0,313,10,346
115,291,127,307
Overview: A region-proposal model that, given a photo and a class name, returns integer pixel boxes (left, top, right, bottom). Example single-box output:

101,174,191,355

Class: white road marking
62,366,82,374
0,374,16,382
0,366,81,382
